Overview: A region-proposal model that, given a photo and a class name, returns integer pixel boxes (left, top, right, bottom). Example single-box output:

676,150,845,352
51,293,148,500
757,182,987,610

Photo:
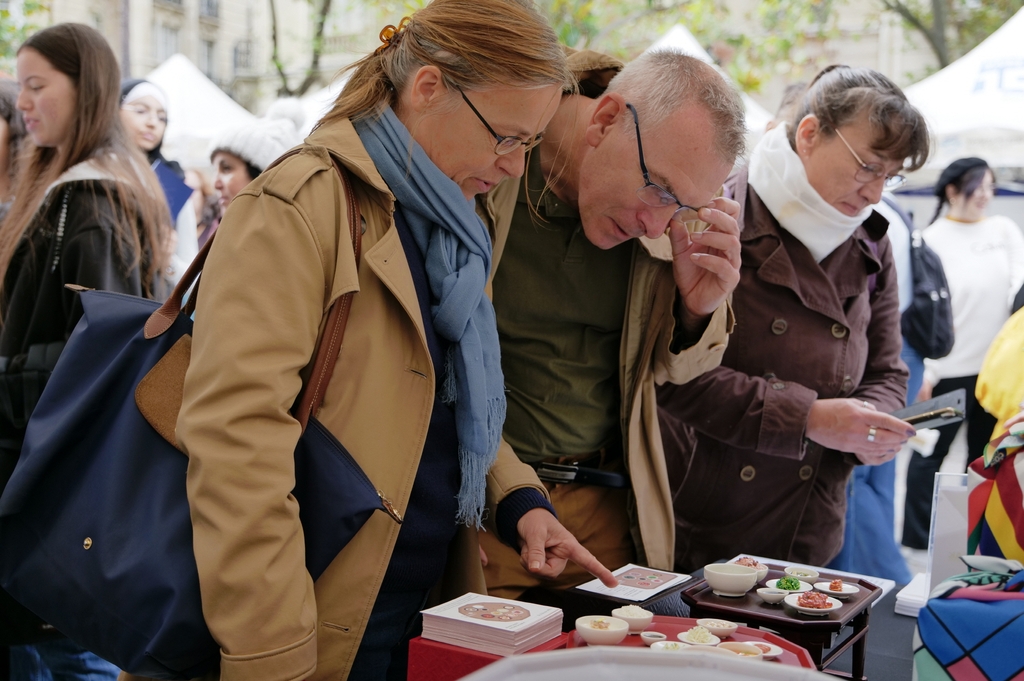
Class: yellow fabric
976,307,1024,439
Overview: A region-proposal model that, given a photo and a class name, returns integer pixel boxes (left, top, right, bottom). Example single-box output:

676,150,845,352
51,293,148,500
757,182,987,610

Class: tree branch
293,0,333,96
929,0,949,66
268,0,294,96
879,0,949,67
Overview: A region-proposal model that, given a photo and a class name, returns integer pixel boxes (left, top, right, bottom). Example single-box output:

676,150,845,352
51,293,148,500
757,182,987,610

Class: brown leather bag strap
294,154,362,430
144,148,306,340
142,147,363,432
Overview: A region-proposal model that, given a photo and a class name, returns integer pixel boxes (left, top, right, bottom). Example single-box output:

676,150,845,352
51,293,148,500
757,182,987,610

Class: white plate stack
895,573,930,617
421,593,563,657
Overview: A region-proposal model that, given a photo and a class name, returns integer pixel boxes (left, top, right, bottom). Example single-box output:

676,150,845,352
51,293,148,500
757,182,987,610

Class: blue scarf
354,108,506,527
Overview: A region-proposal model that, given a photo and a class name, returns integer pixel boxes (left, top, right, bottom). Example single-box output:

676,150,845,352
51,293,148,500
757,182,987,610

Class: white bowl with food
784,592,842,616
717,642,764,660
814,579,860,600
784,565,820,582
611,605,654,633
650,640,687,652
575,615,629,645
749,641,785,660
731,556,770,582
766,576,813,593
703,563,759,597
756,587,788,604
640,631,667,646
676,625,721,646
695,618,738,639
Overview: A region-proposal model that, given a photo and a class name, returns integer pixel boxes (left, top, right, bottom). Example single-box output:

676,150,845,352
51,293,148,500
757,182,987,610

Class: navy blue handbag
0,157,394,679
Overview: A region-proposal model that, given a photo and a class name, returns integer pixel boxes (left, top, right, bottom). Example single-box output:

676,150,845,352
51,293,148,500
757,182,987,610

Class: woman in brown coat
658,66,929,571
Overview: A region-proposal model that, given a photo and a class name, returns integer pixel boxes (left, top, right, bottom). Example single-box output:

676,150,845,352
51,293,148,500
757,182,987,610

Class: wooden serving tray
566,615,816,669
682,566,881,628
681,563,883,680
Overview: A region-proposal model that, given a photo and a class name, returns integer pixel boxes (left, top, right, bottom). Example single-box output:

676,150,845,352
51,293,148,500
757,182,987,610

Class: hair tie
375,17,411,56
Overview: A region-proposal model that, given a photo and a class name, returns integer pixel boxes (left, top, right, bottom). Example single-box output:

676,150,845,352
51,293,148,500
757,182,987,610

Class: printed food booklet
575,563,692,601
420,592,563,656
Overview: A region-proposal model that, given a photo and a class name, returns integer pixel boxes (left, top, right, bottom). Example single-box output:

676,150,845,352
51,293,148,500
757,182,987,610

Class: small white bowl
575,615,628,645
677,628,721,646
731,557,770,582
756,587,788,604
717,641,764,659
704,563,759,597
650,640,687,652
611,605,653,633
640,631,668,646
696,618,738,639
784,565,820,582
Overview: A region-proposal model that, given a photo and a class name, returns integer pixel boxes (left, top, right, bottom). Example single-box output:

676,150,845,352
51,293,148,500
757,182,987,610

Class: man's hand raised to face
668,196,742,328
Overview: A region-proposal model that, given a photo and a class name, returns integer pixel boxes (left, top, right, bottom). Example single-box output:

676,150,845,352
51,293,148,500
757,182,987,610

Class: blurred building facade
42,0,378,113
38,0,939,118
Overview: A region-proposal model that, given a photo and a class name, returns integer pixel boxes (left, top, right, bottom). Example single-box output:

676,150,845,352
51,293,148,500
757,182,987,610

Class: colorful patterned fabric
968,425,1024,562
914,564,1024,681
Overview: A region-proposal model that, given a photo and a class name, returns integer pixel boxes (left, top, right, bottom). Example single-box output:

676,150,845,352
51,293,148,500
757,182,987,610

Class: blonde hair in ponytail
318,0,572,128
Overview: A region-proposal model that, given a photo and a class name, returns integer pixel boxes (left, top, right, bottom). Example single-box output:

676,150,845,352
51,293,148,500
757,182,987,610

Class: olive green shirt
492,153,633,462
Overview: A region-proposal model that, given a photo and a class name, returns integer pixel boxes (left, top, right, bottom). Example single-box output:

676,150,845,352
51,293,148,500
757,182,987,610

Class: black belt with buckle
533,461,629,488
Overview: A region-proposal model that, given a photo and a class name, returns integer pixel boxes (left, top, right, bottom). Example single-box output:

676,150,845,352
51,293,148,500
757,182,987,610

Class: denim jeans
9,638,118,681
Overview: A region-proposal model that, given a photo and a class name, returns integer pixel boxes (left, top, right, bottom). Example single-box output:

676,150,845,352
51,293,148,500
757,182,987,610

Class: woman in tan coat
165,2,615,680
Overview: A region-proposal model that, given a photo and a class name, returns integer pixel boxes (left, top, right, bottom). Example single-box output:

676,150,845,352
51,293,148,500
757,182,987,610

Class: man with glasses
479,50,747,598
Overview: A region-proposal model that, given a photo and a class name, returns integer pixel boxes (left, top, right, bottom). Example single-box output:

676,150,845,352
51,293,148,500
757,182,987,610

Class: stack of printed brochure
420,592,563,656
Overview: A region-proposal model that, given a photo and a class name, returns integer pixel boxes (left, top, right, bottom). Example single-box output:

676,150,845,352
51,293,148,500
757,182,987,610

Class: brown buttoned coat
657,170,908,572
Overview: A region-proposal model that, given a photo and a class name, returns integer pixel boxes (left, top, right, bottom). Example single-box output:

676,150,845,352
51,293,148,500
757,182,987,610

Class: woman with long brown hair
0,23,168,679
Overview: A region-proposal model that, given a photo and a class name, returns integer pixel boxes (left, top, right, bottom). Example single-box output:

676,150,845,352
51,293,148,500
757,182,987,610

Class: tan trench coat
123,121,549,681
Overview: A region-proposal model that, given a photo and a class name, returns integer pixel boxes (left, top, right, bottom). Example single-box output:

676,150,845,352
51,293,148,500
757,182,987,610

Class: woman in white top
902,157,1024,550
119,79,199,286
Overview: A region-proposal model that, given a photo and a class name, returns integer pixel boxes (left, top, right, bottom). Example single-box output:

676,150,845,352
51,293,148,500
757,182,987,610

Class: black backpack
882,197,955,359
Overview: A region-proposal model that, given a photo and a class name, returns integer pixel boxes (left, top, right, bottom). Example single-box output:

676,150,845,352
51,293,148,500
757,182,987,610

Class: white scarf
748,123,872,262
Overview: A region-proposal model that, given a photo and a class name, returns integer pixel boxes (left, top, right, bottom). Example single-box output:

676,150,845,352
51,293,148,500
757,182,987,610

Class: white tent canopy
298,75,350,137
644,25,774,146
905,8,1024,168
146,54,258,169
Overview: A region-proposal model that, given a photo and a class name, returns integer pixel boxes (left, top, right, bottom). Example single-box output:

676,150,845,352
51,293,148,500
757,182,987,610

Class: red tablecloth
407,633,569,681
566,615,816,668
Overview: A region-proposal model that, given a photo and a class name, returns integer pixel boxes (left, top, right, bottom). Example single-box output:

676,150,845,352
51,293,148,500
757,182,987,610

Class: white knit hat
208,100,304,172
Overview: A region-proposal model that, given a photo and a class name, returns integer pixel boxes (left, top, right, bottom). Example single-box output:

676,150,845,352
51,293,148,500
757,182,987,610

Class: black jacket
0,166,152,645
0,174,148,451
